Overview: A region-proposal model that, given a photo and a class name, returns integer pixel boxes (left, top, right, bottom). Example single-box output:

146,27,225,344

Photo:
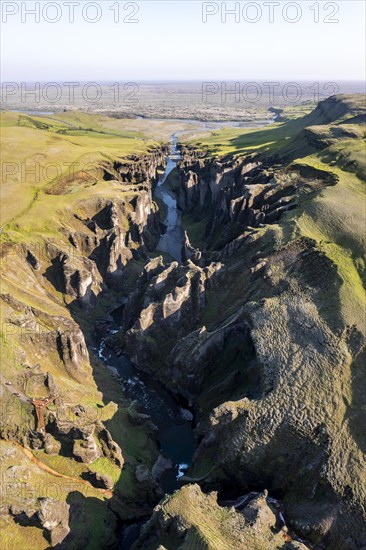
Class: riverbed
99,117,268,497
154,134,184,261
98,118,272,547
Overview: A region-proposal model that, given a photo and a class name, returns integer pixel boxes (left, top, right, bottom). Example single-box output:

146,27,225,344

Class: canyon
0,94,365,549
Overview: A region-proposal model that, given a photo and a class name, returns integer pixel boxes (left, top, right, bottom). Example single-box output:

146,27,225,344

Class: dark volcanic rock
37,498,70,546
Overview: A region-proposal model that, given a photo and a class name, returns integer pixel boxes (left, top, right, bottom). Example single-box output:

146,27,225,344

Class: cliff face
133,484,310,550
137,96,365,549
1,176,162,396
0,148,166,547
1,96,365,549
120,257,223,391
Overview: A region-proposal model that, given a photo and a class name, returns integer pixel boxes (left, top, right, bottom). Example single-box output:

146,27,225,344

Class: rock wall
145,138,366,549
0,150,165,472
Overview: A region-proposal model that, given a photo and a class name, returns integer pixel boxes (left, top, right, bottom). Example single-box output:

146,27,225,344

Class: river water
99,119,273,547
153,118,274,262
99,119,268,493
95,135,196,498
96,328,195,495
154,134,184,262
98,140,198,548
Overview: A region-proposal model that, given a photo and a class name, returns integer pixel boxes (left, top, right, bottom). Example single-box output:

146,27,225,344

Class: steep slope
134,484,309,550
1,96,365,549
129,95,366,549
0,112,169,548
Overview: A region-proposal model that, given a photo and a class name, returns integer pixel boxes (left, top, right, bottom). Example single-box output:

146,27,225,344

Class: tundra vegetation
0,94,365,549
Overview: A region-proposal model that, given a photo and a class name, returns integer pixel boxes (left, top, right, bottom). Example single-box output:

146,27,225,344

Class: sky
1,0,365,82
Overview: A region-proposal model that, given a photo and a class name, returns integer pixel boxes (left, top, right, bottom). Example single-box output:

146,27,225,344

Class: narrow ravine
154,134,184,261
94,136,198,497
96,328,196,493
93,139,198,547
94,120,276,548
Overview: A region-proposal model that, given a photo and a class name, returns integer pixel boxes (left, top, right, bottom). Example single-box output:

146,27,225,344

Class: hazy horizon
1,1,365,82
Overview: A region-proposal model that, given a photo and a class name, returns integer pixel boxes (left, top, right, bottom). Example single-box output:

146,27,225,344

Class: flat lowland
2,80,364,121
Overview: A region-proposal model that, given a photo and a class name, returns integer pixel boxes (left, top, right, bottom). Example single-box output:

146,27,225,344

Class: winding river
97,119,273,547
96,135,198,490
154,134,184,261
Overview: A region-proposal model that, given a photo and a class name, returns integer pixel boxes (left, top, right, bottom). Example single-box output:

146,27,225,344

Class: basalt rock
73,435,101,464
10,498,70,547
38,498,70,546
166,319,259,404
162,107,366,548
95,421,124,468
175,150,334,254
113,149,166,185
151,455,174,481
84,471,114,490
26,250,41,270
1,298,91,385
44,250,102,307
56,322,90,381
189,292,366,548
132,484,309,549
123,260,222,377
0,143,170,547
83,192,161,289
44,434,62,455
181,230,202,266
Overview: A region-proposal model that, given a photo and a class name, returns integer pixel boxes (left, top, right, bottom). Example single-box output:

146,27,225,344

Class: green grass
0,110,159,229
182,212,210,249
182,112,317,159
165,166,180,191
290,155,366,329
0,440,111,550
0,109,163,543
135,484,287,550
183,94,366,160
184,95,366,335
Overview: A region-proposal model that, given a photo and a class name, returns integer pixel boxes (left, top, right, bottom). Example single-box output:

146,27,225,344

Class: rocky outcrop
122,257,222,380
56,321,90,381
188,275,365,548
44,434,61,455
84,471,114,490
73,435,101,464
133,484,309,549
151,455,174,482
9,498,70,547
2,96,366,549
0,295,91,385
181,231,202,265
148,99,366,549
45,412,124,467
175,148,339,255
171,130,341,270
95,421,124,468
0,145,165,446
165,319,259,405
67,192,161,290
104,149,166,185
44,247,102,307
38,498,70,546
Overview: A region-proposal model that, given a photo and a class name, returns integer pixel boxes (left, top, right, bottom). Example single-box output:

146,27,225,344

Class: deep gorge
1,96,365,550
